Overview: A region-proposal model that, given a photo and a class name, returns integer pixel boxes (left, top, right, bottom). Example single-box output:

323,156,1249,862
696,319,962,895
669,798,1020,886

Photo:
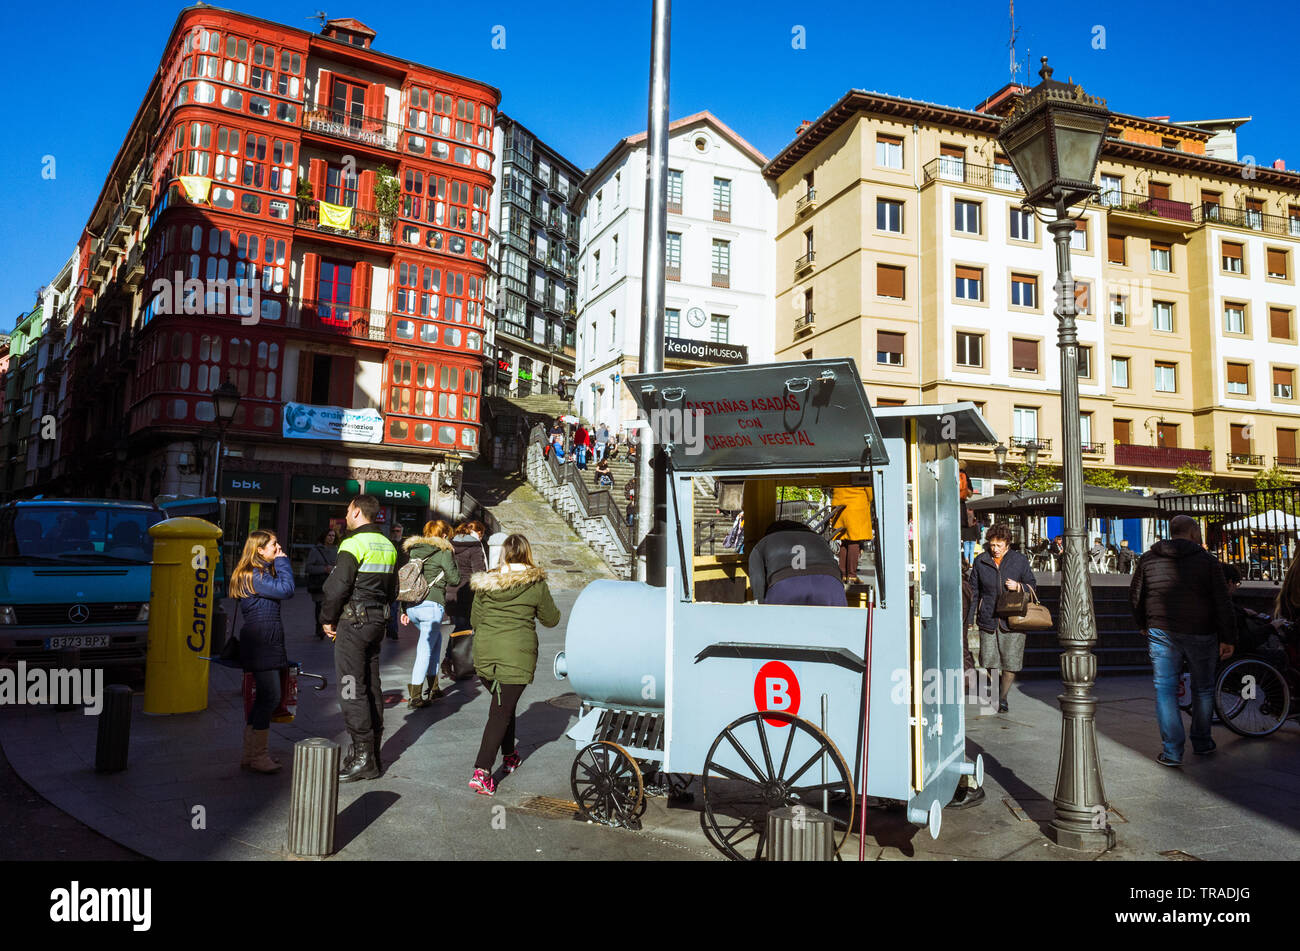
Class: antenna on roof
308,11,329,31
1009,0,1021,87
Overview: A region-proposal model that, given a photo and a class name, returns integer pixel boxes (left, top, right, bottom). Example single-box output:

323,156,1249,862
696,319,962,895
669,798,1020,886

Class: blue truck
0,499,166,669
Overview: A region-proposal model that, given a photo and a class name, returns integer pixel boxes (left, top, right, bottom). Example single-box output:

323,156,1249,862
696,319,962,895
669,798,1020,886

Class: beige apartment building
764,85,1300,494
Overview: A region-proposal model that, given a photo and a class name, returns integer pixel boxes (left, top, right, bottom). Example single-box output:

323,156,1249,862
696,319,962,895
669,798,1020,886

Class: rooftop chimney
797,120,813,136
1274,159,1287,171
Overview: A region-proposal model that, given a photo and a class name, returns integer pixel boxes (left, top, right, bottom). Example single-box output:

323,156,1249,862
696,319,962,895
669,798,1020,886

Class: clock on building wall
686,307,706,328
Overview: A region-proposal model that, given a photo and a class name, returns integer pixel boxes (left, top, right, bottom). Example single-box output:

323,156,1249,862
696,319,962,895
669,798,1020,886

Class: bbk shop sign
221,471,279,499
291,475,361,503
664,336,749,366
365,480,430,507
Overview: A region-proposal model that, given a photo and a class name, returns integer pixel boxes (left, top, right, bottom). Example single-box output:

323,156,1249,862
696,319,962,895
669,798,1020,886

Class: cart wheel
570,741,645,829
1215,657,1291,737
700,711,854,861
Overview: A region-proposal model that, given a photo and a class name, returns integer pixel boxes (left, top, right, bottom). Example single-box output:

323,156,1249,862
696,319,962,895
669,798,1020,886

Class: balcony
711,271,730,289
287,300,388,344
124,245,145,288
666,264,681,282
1010,436,1051,453
1276,456,1300,469
794,251,815,276
921,158,1022,192
1082,441,1106,455
795,189,817,214
296,200,394,247
1196,204,1300,238
1114,443,1211,470
794,312,815,335
1094,190,1196,232
1227,452,1265,469
303,106,400,152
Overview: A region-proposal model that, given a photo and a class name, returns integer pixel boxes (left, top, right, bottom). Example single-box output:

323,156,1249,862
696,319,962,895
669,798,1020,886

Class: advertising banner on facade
282,402,384,444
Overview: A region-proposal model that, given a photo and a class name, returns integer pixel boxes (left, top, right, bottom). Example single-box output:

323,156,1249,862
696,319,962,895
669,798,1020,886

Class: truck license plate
44,635,111,650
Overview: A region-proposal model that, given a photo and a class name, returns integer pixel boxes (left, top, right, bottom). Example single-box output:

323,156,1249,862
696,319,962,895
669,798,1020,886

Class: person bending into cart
966,523,1036,714
467,533,561,796
748,520,847,607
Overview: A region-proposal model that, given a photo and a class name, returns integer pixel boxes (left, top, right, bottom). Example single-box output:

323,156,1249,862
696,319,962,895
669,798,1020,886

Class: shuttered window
1222,241,1244,272
1231,424,1251,454
877,264,905,299
876,330,905,366
1113,419,1132,445
1226,362,1250,395
955,265,982,300
1278,428,1297,459
1075,280,1091,314
1148,182,1171,201
1267,248,1289,278
1012,338,1038,372
1271,308,1292,339
1273,367,1294,399
1107,234,1125,264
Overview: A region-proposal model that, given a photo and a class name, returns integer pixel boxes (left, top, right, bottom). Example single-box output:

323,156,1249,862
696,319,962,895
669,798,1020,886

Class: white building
573,112,776,426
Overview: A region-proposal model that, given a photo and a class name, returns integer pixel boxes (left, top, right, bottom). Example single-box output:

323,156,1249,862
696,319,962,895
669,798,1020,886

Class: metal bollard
95,685,133,773
287,738,341,858
765,805,835,861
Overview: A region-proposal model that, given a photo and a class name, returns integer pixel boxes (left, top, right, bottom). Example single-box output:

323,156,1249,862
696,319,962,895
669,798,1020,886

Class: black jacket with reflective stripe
320,523,398,625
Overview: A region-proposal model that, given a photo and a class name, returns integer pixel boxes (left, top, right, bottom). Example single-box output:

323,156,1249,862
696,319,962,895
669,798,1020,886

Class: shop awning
967,485,1159,518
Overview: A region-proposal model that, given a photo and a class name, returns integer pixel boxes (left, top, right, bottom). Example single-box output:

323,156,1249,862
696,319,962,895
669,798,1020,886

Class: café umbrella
1221,509,1300,533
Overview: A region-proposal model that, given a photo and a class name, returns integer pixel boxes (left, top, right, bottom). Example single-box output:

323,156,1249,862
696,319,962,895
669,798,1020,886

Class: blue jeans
963,540,975,565
1147,628,1217,762
408,600,446,683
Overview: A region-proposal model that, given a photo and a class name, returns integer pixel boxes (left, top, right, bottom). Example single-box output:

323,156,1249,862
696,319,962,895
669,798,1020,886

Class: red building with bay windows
57,7,499,560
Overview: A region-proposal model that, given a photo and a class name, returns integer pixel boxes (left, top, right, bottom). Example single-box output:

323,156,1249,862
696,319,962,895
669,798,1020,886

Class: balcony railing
1094,190,1194,223
296,200,394,246
1275,456,1300,469
666,264,680,282
1081,441,1106,454
921,158,1022,192
1196,203,1300,237
287,300,388,343
302,106,399,151
711,272,730,289
1227,452,1265,467
794,250,815,274
1010,436,1050,452
713,206,731,223
794,312,815,333
1114,443,1211,470
795,189,817,213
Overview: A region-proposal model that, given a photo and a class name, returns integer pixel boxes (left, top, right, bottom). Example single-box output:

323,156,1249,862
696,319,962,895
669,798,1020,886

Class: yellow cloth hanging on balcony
178,176,212,204
318,200,354,230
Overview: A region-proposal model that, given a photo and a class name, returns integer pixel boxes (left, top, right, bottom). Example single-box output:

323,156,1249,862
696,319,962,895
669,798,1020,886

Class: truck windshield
0,505,164,564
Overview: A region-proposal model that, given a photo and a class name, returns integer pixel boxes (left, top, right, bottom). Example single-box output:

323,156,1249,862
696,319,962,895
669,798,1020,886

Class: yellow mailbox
143,517,222,715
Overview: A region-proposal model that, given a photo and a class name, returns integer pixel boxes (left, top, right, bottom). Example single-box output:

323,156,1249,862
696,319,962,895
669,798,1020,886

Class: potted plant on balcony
297,178,314,205
374,165,400,243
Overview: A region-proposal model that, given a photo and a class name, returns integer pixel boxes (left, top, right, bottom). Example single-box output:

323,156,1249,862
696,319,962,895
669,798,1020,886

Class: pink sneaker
469,768,495,796
503,750,522,774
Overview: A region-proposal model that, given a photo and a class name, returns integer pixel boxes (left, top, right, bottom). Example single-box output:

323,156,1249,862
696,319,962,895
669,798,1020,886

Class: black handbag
442,629,476,680
217,602,243,666
994,587,1029,618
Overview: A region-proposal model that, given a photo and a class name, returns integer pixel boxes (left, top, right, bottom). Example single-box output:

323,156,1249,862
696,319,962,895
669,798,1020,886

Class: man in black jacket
321,495,399,781
1130,515,1235,767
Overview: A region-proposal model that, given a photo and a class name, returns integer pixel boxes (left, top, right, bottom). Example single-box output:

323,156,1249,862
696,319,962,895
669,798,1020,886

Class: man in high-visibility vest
321,494,398,781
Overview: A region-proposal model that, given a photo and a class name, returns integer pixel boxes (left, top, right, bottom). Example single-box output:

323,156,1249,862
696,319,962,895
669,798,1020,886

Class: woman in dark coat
304,528,338,639
229,530,295,773
966,523,1036,713
447,520,488,636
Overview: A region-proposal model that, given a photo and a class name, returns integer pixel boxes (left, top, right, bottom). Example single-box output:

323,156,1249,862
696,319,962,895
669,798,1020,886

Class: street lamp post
998,57,1115,852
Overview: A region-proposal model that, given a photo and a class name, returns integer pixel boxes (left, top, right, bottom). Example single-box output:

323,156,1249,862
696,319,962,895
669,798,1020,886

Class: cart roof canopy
624,358,888,472
872,403,999,445
968,484,1159,518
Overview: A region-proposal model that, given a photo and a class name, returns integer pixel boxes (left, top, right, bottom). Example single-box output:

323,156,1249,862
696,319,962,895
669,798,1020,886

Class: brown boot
424,675,443,702
408,683,430,709
244,728,281,773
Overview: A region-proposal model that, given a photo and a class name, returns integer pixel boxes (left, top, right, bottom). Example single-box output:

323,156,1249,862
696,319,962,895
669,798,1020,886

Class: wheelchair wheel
1215,657,1291,737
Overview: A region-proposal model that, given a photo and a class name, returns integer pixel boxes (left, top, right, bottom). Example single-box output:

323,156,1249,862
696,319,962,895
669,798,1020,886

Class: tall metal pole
1047,204,1113,851
635,0,670,584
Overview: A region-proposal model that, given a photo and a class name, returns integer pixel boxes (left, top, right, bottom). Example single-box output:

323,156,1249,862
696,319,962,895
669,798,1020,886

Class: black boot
372,730,384,773
339,737,379,782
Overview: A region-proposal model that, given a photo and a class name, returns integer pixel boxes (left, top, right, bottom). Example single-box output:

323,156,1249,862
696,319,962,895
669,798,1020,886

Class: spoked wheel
700,711,854,861
1215,657,1291,737
571,741,645,829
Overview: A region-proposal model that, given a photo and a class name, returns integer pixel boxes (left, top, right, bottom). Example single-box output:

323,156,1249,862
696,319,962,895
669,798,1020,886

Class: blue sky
4,0,1298,331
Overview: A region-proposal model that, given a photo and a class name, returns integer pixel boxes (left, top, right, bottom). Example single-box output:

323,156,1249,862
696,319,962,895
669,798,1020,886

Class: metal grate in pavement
514,796,581,820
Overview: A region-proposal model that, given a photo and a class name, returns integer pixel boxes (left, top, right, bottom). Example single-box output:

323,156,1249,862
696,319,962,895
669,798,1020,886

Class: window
1154,361,1177,393
1271,307,1292,340
1228,424,1252,456
666,232,681,279
665,308,680,337
1011,338,1039,373
877,331,904,366
1150,241,1172,272
1100,175,1123,206
1226,362,1250,395
1011,273,1038,308
711,239,730,287
1010,207,1035,242
1111,357,1130,388
1156,422,1179,448
610,309,617,346
1110,294,1128,326
614,171,621,205
954,199,981,234
877,264,905,299
1107,234,1126,264
592,250,600,286
1222,241,1244,273
1152,300,1174,332
1245,198,1264,230
1012,406,1038,441
955,331,983,367
595,189,602,223
1070,220,1088,250
1078,346,1092,378
954,265,983,301
1267,248,1290,279
611,235,619,271
667,169,683,212
1075,280,1092,315
876,134,904,169
1224,303,1246,334
877,199,903,233
710,314,729,343
1274,367,1294,400
1201,190,1222,219
713,177,731,221
1114,419,1133,445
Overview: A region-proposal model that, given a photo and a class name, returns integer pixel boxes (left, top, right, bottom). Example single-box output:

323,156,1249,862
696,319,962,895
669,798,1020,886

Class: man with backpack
321,495,399,782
